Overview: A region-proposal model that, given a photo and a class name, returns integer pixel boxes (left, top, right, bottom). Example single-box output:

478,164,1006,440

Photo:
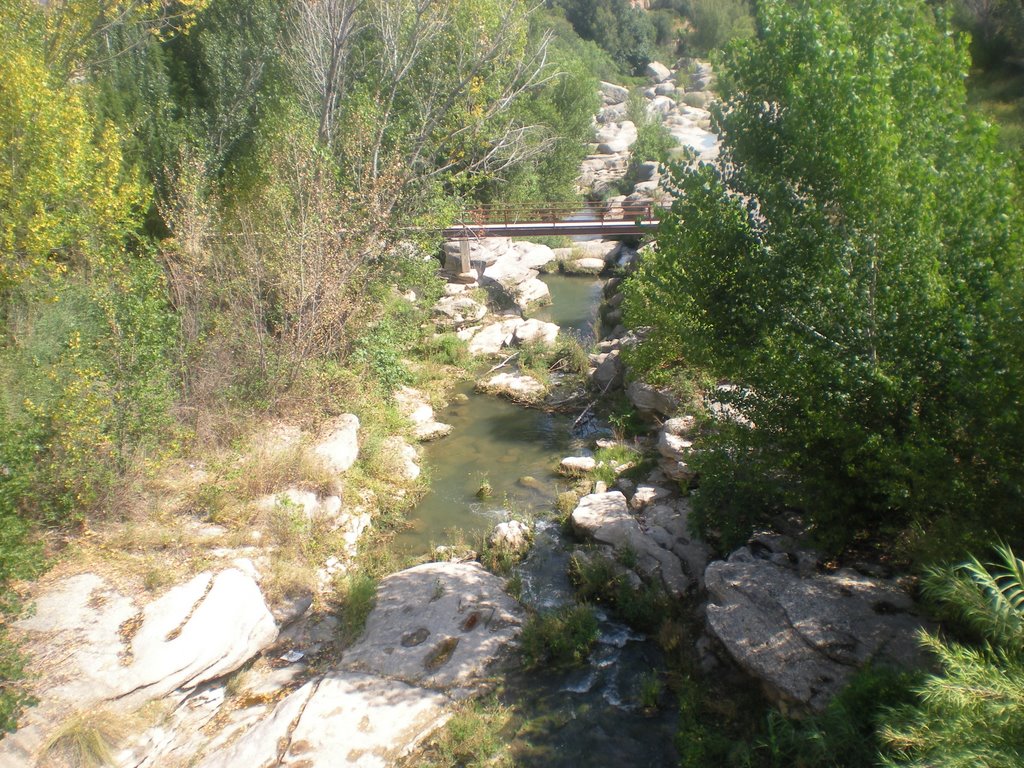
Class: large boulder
513,318,560,347
626,381,679,417
479,241,554,311
596,121,638,154
591,350,624,391
599,81,630,104
464,318,525,357
645,61,672,83
570,492,690,595
476,372,547,404
196,562,521,768
704,558,930,713
1,568,280,767
343,562,522,690
315,414,361,474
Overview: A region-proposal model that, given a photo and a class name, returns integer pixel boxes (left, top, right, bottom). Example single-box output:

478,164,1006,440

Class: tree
622,0,1024,553
554,0,656,74
881,544,1024,766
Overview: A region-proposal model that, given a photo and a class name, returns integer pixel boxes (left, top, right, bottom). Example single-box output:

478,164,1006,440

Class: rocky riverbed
0,59,932,767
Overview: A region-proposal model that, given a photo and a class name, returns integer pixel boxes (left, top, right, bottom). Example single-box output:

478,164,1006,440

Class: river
399,267,680,766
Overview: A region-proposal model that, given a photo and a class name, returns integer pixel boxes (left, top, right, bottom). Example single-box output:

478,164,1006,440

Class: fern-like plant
880,543,1024,767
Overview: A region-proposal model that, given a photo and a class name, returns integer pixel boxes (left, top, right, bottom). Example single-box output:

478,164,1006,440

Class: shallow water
394,273,605,556
534,273,603,340
392,380,584,555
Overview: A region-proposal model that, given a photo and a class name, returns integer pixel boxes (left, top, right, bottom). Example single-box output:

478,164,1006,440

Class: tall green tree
623,0,1024,553
553,0,656,74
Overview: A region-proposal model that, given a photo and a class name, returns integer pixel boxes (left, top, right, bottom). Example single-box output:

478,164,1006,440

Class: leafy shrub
624,0,1024,558
519,604,599,668
756,667,918,768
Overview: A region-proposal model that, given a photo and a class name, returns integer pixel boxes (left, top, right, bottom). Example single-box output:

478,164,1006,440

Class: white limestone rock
342,562,523,690
595,121,638,154
466,318,526,357
314,414,360,474
513,318,560,347
489,520,532,552
476,372,547,404
558,456,597,476
570,492,690,596
645,61,672,83
433,295,487,328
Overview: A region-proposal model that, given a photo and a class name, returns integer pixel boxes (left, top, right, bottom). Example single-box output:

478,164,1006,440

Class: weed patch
519,604,598,668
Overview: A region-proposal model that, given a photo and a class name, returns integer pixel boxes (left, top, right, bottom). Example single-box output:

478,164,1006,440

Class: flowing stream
399,270,680,766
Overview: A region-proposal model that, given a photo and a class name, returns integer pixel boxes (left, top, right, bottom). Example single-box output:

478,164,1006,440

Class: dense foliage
0,0,606,729
553,0,657,73
882,545,1024,766
623,0,1024,555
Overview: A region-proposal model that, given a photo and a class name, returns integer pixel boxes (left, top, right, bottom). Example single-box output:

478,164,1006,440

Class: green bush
519,604,599,668
756,667,918,768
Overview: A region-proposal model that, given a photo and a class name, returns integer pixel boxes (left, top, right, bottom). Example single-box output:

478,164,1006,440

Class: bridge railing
452,201,655,226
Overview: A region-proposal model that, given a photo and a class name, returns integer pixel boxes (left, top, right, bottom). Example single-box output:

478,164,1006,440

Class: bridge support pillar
442,238,473,276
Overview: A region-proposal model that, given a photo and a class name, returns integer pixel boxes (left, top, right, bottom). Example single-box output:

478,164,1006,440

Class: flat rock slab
117,568,279,706
705,559,929,713
197,673,449,768
343,562,522,691
2,569,278,767
476,372,547,404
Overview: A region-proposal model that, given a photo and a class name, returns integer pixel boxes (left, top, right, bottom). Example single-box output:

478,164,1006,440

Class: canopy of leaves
881,545,1024,766
623,0,1024,555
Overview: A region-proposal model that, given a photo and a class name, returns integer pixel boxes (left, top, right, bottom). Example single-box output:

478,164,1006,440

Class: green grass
407,695,515,768
519,604,599,668
333,572,378,646
968,65,1024,156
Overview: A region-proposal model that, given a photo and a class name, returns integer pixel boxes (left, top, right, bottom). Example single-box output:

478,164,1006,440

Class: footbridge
442,201,661,240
